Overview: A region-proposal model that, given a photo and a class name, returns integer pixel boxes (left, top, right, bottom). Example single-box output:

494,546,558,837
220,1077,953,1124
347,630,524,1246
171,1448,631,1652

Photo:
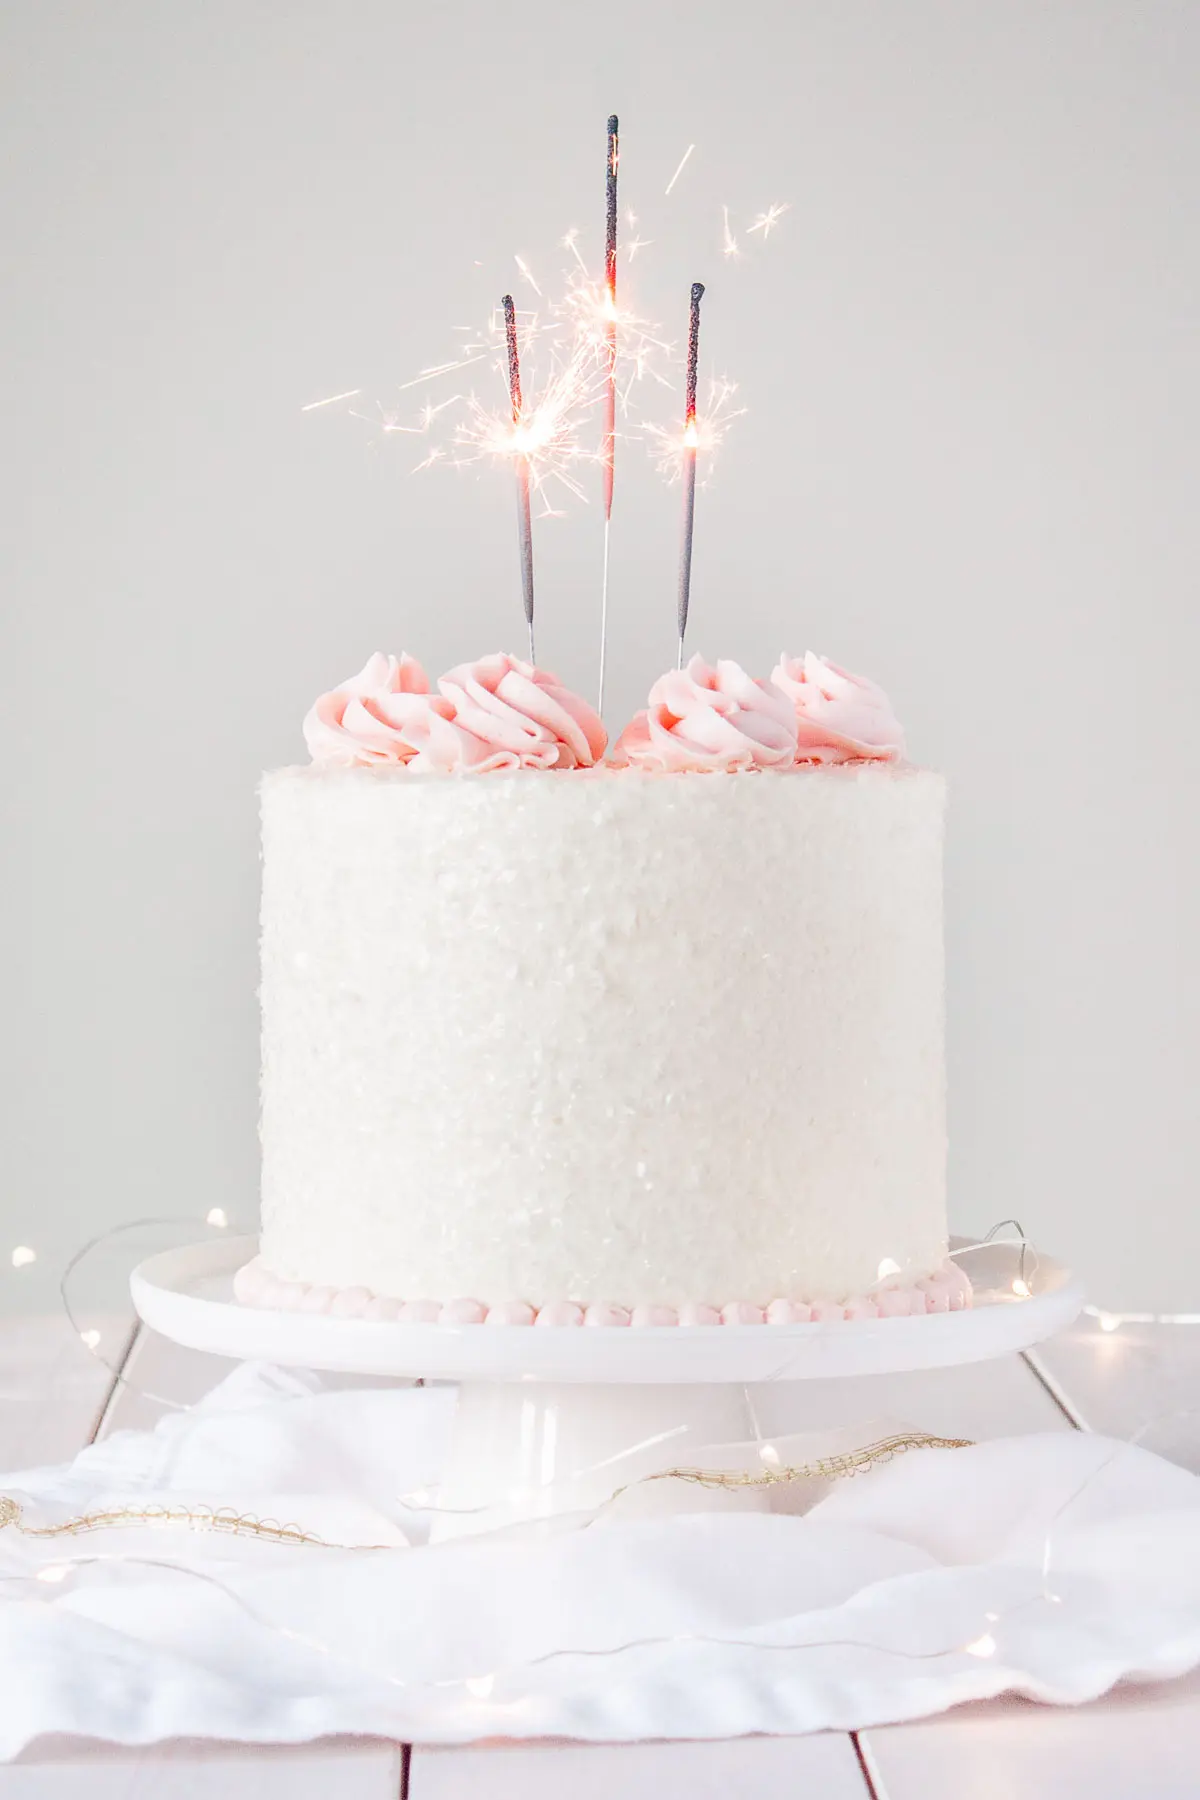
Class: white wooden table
3,1309,1198,1797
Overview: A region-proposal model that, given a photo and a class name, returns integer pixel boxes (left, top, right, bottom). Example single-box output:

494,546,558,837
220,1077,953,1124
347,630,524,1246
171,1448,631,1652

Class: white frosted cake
236,650,968,1326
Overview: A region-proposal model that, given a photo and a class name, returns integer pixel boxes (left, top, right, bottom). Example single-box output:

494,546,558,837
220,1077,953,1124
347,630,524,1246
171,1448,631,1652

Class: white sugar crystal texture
259,766,948,1307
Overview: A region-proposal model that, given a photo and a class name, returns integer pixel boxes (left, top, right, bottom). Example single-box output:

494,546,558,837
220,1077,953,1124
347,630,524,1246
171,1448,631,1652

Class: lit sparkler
643,373,746,483
677,281,704,667
598,112,619,715
502,295,536,662
603,114,619,518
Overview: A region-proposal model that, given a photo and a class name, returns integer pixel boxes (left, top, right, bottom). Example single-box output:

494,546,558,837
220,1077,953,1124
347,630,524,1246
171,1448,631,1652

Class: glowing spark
627,236,652,260
1012,1278,1032,1298
665,143,695,195
395,356,486,392
964,1633,997,1659
626,207,638,226
301,389,362,412
514,255,542,296
355,214,678,510
747,202,790,240
644,376,747,484
721,205,740,261
11,1245,36,1268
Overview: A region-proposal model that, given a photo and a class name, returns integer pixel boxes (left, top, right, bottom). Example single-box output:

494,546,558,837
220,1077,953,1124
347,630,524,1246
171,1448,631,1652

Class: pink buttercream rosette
303,652,437,767
304,651,607,772
772,652,905,765
612,656,798,772
437,653,607,770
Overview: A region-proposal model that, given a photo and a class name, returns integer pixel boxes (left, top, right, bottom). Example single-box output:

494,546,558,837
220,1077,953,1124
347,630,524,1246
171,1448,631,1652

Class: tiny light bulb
10,1246,36,1269
963,1632,997,1659
1011,1278,1032,1299
80,1329,101,1351
877,1258,902,1282
206,1208,228,1229
465,1674,495,1699
1098,1311,1121,1333
37,1564,70,1584
759,1443,781,1467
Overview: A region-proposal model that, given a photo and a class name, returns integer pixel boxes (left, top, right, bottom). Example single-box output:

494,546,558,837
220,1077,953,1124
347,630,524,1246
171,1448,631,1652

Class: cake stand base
131,1235,1083,1541
433,1380,770,1540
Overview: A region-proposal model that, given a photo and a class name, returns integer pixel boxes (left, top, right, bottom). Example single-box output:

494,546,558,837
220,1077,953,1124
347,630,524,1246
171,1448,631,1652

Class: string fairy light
10,1246,36,1269
11,1216,1195,1732
0,1538,1057,1716
1085,1304,1200,1331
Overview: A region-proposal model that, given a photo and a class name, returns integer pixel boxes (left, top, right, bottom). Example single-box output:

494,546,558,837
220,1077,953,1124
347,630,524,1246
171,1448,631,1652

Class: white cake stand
131,1234,1082,1540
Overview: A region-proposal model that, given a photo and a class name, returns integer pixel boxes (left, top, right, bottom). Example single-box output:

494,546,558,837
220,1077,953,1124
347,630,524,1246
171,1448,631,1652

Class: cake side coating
258,764,948,1309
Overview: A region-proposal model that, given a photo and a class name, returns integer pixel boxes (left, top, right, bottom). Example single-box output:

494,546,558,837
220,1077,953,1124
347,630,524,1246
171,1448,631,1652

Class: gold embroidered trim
0,1431,971,1547
629,1430,974,1494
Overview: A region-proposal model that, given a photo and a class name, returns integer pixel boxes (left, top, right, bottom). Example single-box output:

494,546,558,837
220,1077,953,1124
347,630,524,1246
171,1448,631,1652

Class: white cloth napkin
1,1361,1199,1757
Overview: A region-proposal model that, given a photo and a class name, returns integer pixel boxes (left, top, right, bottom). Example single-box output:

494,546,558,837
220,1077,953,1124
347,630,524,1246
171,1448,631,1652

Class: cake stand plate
131,1235,1082,1539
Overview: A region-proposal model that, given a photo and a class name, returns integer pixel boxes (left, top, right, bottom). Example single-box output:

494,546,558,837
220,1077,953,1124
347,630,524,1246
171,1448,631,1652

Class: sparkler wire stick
603,114,618,519
677,281,704,667
502,294,536,663
598,113,619,716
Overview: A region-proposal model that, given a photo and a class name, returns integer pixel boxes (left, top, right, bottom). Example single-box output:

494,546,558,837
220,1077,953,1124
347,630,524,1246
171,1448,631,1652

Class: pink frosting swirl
304,651,606,772
437,654,607,770
612,656,798,772
303,653,437,767
771,652,905,764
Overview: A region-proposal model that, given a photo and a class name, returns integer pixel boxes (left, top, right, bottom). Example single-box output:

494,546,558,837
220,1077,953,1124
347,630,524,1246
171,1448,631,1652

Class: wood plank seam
1020,1349,1091,1431
852,1731,888,1797
85,1321,142,1445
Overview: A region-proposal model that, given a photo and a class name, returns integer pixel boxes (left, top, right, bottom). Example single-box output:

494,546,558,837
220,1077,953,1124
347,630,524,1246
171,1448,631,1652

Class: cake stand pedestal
131,1236,1083,1542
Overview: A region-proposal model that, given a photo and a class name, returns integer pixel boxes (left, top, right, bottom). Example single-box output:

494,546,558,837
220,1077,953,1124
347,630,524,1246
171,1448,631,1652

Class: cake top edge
300,649,910,776
262,760,944,789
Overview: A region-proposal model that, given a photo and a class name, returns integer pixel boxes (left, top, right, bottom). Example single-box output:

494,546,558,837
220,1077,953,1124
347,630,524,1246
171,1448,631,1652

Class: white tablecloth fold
1,1362,1198,1756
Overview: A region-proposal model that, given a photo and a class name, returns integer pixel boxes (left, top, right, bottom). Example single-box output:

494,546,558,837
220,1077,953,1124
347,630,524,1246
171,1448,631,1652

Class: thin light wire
597,515,612,716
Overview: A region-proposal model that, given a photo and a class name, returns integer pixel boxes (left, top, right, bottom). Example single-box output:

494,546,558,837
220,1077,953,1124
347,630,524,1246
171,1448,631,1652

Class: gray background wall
3,1,1197,1312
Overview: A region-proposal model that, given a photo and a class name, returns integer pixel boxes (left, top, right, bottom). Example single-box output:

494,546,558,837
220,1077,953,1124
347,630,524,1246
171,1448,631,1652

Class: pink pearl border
232,1256,974,1324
